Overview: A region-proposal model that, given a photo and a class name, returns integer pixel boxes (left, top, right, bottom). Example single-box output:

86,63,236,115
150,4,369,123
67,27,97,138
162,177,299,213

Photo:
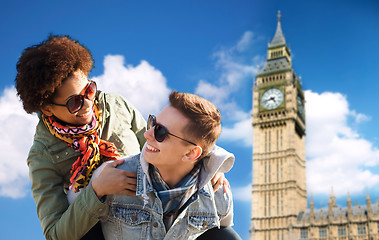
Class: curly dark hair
15,35,94,114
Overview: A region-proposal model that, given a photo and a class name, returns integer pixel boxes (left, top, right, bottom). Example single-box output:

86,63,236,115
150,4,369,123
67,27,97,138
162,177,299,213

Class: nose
81,98,93,111
144,127,155,141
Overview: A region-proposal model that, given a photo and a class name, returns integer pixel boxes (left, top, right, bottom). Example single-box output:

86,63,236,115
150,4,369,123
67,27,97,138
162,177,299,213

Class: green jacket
27,91,147,240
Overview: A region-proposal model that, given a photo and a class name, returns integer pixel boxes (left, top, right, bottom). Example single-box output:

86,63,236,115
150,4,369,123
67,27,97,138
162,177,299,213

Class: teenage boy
99,91,239,239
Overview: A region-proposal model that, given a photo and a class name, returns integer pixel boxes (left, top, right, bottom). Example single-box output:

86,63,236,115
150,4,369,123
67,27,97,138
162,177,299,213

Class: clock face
297,95,304,116
261,88,284,110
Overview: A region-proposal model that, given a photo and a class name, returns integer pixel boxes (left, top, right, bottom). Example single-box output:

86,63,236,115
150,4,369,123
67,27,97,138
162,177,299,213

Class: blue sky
0,1,379,239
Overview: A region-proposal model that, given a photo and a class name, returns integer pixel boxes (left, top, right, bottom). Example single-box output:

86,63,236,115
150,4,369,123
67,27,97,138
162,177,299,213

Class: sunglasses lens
86,82,97,100
154,124,167,142
147,116,154,130
67,95,84,113
147,115,168,142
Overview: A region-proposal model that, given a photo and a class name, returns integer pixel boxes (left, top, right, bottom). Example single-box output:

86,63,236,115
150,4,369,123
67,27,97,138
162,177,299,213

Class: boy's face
143,105,192,169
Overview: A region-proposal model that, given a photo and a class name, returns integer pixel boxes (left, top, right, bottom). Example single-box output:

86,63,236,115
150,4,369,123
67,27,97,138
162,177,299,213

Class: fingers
211,172,222,186
211,172,224,192
121,170,137,178
111,158,125,167
211,173,231,193
117,171,137,193
222,178,230,194
121,181,137,192
120,175,137,187
121,189,137,197
106,160,137,180
95,163,138,196
213,180,222,193
211,175,219,186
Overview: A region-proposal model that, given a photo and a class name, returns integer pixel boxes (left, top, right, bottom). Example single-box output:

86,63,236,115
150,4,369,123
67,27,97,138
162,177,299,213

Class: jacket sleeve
120,97,147,151
215,185,234,227
28,143,107,240
109,93,147,151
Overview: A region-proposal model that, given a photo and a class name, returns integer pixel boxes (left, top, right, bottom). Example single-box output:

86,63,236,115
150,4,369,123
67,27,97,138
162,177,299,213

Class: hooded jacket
97,144,235,240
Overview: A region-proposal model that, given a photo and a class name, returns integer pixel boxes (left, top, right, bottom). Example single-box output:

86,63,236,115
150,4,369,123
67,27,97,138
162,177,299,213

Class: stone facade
250,12,379,240
294,193,379,240
251,11,306,240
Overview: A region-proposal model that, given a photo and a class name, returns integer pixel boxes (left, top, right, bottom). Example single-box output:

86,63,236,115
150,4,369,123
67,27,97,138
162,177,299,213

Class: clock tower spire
250,11,306,240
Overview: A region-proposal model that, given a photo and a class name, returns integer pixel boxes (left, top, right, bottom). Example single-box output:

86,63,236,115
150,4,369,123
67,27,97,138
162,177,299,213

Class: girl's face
41,70,95,126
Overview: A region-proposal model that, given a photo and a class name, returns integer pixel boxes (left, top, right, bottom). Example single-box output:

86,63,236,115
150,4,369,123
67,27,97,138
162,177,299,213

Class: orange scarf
42,102,120,192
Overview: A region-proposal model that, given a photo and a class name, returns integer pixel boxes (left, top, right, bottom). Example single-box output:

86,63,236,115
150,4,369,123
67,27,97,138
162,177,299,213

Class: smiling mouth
146,144,159,152
77,111,92,118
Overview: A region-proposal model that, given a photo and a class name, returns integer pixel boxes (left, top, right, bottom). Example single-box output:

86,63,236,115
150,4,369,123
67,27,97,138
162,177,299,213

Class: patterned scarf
42,101,120,192
149,161,202,230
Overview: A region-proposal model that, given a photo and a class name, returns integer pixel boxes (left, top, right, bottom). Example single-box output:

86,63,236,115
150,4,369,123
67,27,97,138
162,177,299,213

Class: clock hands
263,96,277,103
261,88,283,110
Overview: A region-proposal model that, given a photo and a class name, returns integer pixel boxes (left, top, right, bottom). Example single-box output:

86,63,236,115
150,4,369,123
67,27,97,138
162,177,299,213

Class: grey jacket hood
139,142,235,194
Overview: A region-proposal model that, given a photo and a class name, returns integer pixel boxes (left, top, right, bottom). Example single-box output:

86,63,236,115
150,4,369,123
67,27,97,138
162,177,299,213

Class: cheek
164,143,187,157
82,98,93,109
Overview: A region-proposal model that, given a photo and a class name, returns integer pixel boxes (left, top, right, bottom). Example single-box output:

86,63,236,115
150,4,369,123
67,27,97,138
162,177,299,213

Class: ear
41,104,54,116
183,146,203,163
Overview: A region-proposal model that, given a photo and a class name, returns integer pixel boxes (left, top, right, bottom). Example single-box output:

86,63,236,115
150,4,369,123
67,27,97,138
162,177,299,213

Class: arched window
338,226,346,237
300,229,308,239
358,224,366,235
319,228,327,239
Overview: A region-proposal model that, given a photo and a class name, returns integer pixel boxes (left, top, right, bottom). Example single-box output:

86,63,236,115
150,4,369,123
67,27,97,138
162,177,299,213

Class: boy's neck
154,163,196,188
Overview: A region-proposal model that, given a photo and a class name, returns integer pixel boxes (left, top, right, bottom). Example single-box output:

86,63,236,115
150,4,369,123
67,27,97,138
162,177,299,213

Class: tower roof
269,11,286,48
256,58,291,76
257,11,292,77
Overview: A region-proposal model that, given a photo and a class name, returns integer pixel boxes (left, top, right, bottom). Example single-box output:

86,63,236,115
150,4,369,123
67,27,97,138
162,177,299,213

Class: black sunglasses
51,81,97,114
147,115,197,146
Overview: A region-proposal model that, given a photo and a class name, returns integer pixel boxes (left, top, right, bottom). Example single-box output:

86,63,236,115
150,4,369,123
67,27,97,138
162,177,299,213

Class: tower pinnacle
270,15,286,47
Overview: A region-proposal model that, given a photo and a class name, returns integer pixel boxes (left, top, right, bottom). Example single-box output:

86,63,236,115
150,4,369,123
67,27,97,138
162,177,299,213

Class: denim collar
135,143,233,201
135,158,214,200
136,159,154,196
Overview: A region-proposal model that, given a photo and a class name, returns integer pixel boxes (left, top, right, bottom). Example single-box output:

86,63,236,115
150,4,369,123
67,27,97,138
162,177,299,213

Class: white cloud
195,31,259,146
93,55,171,118
220,113,252,147
0,87,38,198
305,90,379,196
232,184,251,202
351,110,371,123
236,31,254,52
195,31,258,108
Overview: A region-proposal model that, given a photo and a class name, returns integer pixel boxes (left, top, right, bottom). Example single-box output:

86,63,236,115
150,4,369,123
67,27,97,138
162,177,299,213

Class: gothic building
250,12,379,240
294,192,379,239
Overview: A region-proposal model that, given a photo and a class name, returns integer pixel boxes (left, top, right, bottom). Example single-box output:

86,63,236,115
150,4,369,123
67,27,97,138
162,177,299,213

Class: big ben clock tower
250,11,306,240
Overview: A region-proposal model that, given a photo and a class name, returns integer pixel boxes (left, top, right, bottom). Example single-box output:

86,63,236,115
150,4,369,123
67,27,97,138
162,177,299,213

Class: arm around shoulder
28,143,106,240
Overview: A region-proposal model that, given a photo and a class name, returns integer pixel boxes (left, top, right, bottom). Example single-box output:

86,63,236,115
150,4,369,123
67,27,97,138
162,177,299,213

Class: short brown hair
15,35,94,114
169,91,221,159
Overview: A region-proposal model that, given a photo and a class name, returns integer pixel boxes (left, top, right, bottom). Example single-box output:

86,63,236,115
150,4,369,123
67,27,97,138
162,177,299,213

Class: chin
143,152,152,163
71,116,92,126
77,111,94,124
144,152,160,166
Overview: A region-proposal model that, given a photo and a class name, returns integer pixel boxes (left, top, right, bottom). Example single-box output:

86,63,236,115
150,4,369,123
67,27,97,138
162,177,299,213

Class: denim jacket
98,144,235,240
